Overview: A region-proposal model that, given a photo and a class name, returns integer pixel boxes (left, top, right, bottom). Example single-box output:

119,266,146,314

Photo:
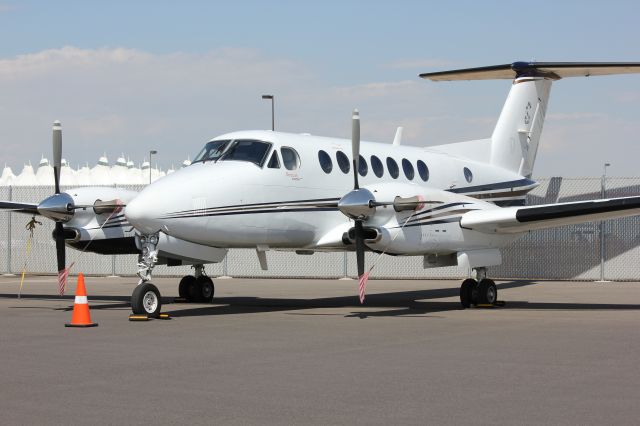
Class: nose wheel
131,282,162,317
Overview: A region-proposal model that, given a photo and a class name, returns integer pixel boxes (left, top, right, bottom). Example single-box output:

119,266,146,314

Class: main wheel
477,278,497,305
197,276,215,302
178,275,196,298
131,282,162,317
188,276,215,303
460,278,477,309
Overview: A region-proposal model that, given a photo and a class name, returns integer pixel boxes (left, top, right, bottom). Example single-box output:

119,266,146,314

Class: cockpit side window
192,140,231,164
267,151,281,169
281,147,301,170
219,139,272,167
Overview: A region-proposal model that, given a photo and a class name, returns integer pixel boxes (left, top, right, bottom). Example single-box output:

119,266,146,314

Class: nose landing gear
459,267,498,309
131,233,162,317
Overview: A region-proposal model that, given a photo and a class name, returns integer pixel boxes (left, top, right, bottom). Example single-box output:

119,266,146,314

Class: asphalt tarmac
1,275,640,425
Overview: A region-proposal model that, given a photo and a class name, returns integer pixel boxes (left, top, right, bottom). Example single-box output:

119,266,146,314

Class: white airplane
3,61,640,317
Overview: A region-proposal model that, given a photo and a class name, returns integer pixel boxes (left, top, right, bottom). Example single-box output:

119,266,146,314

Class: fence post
598,173,608,282
343,252,348,278
6,185,11,274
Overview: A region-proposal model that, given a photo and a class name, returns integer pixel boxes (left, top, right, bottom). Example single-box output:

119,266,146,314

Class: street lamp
599,162,611,282
149,150,158,184
262,94,274,131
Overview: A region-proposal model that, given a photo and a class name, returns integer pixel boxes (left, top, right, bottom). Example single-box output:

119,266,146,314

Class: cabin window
336,151,350,174
318,150,332,174
402,159,414,180
358,155,368,177
371,155,384,178
267,151,280,169
386,157,399,179
417,160,429,181
281,147,300,170
464,167,473,183
218,139,272,167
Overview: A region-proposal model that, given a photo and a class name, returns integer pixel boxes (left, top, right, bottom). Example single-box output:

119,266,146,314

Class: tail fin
420,62,640,177
490,77,551,177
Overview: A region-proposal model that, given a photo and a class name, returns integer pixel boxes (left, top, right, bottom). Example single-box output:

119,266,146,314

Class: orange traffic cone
65,273,98,328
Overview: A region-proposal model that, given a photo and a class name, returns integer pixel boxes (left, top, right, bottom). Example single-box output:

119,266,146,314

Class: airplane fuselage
125,130,533,256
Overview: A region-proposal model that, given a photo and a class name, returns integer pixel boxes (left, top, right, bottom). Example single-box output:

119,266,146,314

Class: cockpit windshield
192,140,231,164
192,139,272,167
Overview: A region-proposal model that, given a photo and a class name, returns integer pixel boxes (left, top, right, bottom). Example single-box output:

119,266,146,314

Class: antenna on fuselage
392,127,403,146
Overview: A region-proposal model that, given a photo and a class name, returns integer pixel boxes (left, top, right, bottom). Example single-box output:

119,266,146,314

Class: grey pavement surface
1,275,640,425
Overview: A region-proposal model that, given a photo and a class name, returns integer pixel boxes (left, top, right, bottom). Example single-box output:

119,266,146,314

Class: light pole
262,95,274,131
599,162,611,282
149,150,157,184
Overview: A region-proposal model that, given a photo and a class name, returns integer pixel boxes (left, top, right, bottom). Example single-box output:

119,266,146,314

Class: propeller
0,121,126,294
350,111,366,278
52,121,62,194
50,121,66,279
337,111,443,301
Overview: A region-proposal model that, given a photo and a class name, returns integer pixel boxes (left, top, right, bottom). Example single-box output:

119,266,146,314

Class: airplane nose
125,187,163,234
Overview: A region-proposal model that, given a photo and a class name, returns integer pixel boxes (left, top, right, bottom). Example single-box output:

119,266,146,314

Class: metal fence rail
2,178,639,280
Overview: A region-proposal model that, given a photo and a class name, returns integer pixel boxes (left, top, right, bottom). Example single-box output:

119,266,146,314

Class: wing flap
460,196,640,234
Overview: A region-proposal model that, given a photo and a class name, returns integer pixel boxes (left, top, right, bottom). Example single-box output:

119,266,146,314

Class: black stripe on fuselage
163,207,339,220
164,197,341,218
395,217,462,229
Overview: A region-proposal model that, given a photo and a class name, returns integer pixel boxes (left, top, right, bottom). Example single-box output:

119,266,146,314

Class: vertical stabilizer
420,61,640,177
490,78,552,176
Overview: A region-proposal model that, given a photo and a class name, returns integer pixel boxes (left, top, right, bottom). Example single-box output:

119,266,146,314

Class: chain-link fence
1,178,638,280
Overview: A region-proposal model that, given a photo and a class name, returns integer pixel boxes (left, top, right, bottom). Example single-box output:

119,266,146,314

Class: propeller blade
354,219,365,277
52,121,62,194
0,201,39,215
351,109,360,190
54,221,65,273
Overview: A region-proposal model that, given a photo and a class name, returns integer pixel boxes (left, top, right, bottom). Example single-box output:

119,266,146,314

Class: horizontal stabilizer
420,62,640,81
0,201,39,215
460,196,640,234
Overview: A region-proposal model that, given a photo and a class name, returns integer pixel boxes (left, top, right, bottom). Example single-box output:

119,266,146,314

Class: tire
477,279,497,305
131,282,162,317
197,276,215,302
460,278,477,309
188,276,214,303
178,275,196,298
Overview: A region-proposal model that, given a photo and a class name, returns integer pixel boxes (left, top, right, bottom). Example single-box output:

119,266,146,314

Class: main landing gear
459,267,497,309
177,264,215,303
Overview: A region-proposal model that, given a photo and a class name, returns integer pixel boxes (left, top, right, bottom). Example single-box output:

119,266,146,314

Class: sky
0,0,639,177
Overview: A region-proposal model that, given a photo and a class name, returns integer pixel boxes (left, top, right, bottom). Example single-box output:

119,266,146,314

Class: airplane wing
0,201,39,215
460,196,640,234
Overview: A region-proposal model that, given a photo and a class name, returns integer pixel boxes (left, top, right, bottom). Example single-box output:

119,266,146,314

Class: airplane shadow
2,280,639,319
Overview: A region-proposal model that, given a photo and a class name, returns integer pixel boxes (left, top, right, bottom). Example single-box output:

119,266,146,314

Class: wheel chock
474,301,506,309
128,313,172,321
129,314,150,321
